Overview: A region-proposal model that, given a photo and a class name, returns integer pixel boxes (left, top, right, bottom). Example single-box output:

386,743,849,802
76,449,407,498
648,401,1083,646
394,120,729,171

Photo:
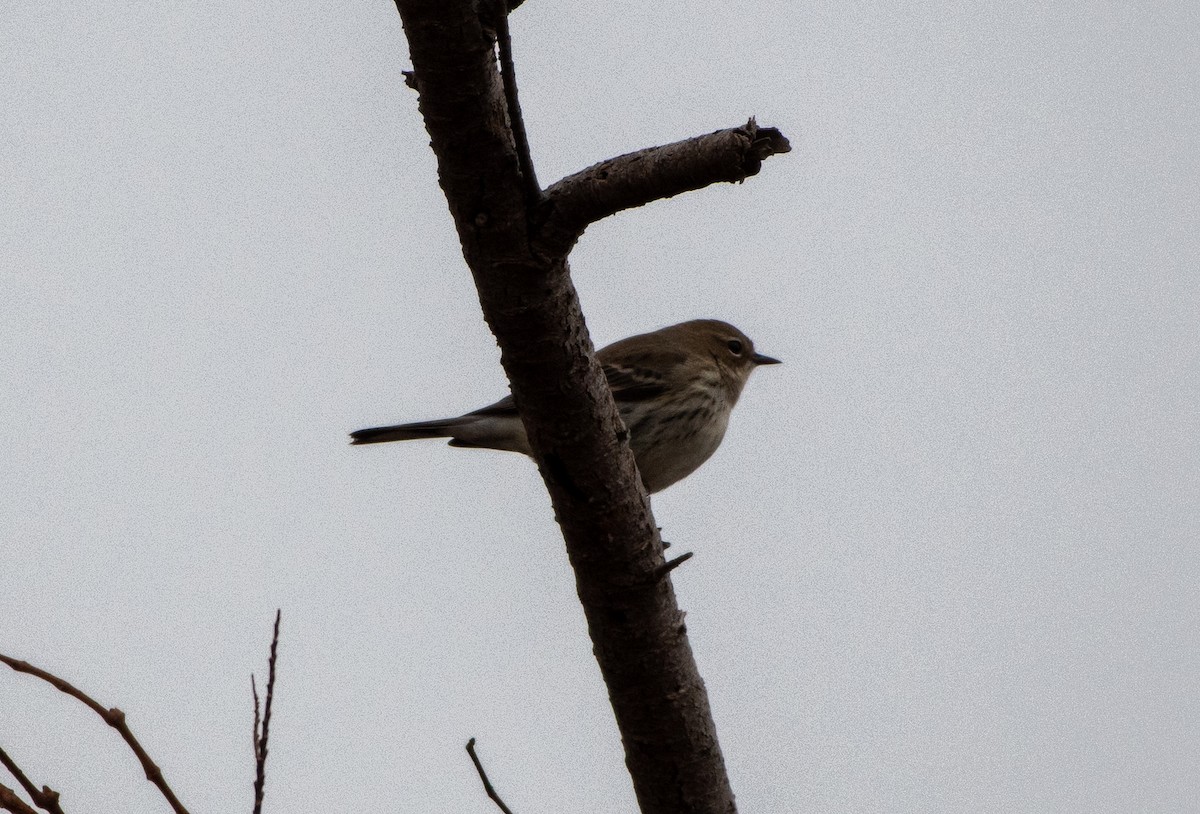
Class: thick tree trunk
392,3,788,811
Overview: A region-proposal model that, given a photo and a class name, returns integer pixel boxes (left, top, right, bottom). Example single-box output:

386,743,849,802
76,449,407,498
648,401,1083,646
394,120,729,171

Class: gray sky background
3,1,1198,812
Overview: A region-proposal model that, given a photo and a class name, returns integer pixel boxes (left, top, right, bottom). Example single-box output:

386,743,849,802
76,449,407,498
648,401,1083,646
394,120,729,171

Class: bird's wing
463,349,683,413
601,356,681,402
601,363,670,402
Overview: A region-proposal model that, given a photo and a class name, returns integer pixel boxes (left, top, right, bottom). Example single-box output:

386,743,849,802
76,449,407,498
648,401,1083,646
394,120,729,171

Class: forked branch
0,745,62,814
0,654,189,814
392,2,788,811
251,610,281,814
0,784,39,814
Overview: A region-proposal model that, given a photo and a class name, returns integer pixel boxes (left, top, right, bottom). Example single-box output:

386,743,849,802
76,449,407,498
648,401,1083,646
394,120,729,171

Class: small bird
351,319,780,493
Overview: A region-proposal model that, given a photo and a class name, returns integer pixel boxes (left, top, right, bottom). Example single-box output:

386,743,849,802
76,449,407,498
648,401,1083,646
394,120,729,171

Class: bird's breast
621,386,732,493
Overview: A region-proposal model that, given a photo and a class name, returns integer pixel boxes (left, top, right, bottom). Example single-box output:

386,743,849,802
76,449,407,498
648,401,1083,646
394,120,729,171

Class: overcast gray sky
3,1,1198,812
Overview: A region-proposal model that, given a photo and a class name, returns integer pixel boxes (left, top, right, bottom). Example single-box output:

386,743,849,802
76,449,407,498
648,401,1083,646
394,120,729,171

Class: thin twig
465,738,516,814
0,746,63,814
251,610,281,814
652,551,694,582
0,784,38,814
492,0,540,206
0,654,189,814
251,675,261,760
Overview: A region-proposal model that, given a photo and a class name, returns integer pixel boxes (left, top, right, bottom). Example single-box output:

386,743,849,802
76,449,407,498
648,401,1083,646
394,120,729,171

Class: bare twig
492,0,541,206
0,747,62,814
251,676,261,758
465,739,516,814
251,610,281,814
652,551,694,582
0,654,189,814
537,118,790,254
0,784,38,814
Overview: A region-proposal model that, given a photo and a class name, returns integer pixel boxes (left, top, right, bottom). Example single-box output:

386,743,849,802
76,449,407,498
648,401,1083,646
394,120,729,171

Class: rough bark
392,2,788,811
537,120,791,255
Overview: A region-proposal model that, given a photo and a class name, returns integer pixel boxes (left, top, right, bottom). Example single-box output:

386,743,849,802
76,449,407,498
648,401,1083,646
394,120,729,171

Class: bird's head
673,319,781,399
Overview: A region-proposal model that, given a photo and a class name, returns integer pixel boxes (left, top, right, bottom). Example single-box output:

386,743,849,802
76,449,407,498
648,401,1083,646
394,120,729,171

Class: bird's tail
350,413,530,454
349,419,463,445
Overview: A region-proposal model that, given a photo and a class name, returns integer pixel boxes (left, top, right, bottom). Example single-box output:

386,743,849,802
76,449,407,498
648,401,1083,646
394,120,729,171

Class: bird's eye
726,339,744,355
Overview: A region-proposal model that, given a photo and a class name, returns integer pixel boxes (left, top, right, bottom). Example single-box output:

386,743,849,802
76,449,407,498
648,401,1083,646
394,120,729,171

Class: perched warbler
350,319,780,493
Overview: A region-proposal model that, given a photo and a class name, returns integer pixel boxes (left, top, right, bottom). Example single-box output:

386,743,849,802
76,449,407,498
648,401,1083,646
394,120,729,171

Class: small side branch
251,610,281,814
537,118,790,253
0,784,38,814
465,738,516,814
0,654,189,814
652,551,694,583
492,0,540,206
0,746,62,814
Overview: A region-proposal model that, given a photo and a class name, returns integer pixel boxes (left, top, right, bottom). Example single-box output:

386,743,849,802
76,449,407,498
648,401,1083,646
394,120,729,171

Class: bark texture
393,3,788,811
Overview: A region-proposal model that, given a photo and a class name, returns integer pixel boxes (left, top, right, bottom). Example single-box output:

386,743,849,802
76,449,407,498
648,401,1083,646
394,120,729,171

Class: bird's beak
751,352,782,366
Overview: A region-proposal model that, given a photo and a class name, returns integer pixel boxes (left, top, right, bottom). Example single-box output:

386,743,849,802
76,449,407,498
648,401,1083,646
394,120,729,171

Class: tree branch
0,785,38,814
0,654,190,814
651,551,694,583
491,0,540,206
537,119,790,254
0,747,62,814
392,3,787,811
251,610,281,814
465,738,516,814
